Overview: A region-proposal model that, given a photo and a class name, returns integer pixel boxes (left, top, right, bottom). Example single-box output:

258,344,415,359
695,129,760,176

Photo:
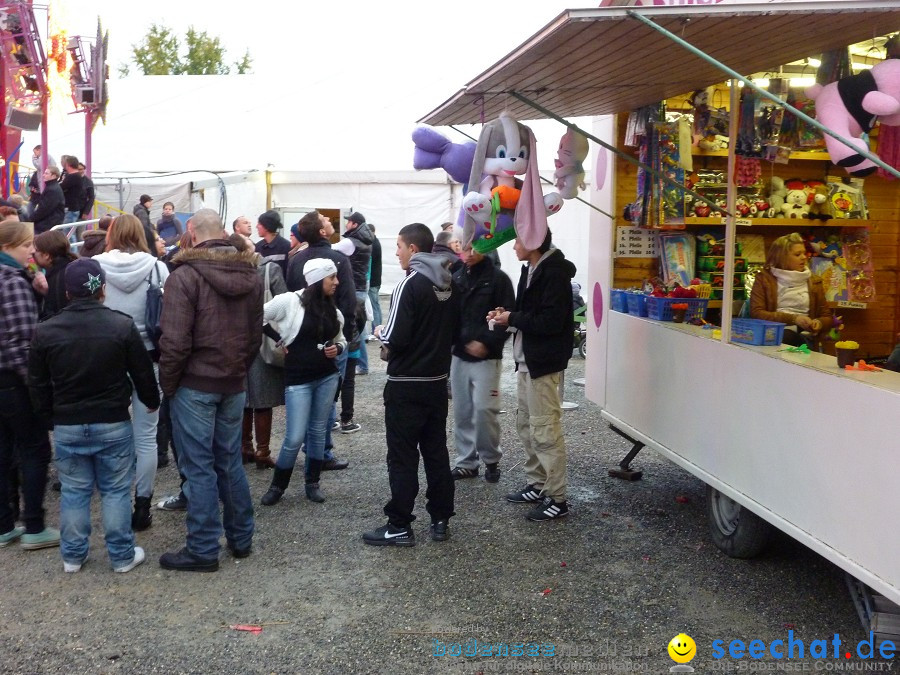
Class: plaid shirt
0,264,39,380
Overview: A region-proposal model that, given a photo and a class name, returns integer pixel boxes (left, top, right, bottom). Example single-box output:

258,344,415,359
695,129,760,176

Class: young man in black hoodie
450,245,514,483
28,258,160,573
363,223,459,547
488,230,576,521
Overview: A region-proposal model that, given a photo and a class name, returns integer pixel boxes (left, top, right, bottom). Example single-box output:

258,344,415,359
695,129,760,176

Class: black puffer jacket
508,248,577,379
28,298,160,425
343,222,374,290
451,256,514,362
32,179,65,234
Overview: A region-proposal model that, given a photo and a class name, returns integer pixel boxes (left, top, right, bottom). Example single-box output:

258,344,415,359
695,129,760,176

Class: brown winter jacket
749,268,833,333
158,240,263,397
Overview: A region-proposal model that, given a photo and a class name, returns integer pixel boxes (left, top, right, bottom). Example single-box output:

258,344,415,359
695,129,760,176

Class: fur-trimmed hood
171,241,260,298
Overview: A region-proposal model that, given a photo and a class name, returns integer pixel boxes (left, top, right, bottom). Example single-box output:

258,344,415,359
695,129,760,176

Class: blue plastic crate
646,296,709,322
611,289,628,313
731,319,785,346
626,293,648,317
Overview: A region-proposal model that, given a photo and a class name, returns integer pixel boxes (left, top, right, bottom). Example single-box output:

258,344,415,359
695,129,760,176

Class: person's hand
795,315,813,330
491,311,511,327
374,325,383,339
32,271,48,295
464,341,488,358
486,307,505,322
809,319,822,333
323,344,338,359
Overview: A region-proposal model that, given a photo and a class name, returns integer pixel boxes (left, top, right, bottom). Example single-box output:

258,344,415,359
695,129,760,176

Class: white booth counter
601,310,900,604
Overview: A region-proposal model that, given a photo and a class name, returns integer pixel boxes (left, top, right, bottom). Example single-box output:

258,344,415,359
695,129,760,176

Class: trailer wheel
706,486,773,559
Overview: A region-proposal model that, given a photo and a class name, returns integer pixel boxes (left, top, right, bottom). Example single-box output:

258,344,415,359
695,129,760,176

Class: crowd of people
0,203,578,574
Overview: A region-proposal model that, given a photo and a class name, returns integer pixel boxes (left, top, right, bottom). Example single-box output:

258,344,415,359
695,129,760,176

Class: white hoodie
94,249,169,350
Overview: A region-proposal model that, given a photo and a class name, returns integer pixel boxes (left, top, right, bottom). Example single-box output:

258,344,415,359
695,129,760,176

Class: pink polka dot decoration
592,282,603,329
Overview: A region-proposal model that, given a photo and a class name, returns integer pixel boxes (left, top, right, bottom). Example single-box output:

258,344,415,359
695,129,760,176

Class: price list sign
616,227,657,258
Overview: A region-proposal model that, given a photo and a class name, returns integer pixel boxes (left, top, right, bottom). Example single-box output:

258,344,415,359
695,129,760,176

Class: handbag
144,264,164,361
259,263,285,368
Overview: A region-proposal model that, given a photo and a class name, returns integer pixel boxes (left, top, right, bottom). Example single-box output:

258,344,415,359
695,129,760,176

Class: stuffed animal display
765,176,788,218
412,126,477,185
782,180,810,219
806,58,900,176
461,112,562,253
553,129,589,200
806,182,834,221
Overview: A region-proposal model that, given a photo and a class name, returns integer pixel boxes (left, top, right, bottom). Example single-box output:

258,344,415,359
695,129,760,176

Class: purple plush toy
412,126,477,185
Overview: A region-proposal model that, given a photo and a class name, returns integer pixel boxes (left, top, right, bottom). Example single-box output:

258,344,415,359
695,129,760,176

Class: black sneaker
340,422,361,434
526,496,569,521
156,493,187,511
362,523,415,547
450,466,478,480
227,542,252,559
322,457,349,471
429,520,450,542
159,547,219,572
506,483,542,503
484,463,501,483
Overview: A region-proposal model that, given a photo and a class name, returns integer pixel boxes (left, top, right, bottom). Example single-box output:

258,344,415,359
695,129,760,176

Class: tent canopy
420,1,900,125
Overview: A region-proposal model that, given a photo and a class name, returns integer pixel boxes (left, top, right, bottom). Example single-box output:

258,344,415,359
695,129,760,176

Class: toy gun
779,344,811,354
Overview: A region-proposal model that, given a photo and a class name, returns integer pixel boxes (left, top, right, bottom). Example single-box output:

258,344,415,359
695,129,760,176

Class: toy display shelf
691,149,834,160
682,217,870,227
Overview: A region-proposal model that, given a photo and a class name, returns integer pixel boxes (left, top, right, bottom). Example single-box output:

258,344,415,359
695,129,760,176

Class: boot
260,467,293,506
305,458,325,503
156,419,170,468
241,409,255,465
254,408,275,469
132,496,153,531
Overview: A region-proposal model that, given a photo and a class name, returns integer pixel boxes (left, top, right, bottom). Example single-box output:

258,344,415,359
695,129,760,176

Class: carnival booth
419,2,900,609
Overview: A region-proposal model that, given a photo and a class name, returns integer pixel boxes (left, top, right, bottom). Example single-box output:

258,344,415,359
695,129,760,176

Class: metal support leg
607,424,644,481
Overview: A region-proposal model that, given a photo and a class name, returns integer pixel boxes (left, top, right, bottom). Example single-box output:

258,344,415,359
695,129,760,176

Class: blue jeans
54,421,136,568
368,286,382,328
131,363,160,498
355,290,370,373
277,373,340,471
322,349,349,459
171,387,254,559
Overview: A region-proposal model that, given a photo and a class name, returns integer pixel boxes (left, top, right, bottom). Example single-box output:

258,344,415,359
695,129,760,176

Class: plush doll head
462,112,548,252
806,58,900,176
412,126,476,184
553,129,589,199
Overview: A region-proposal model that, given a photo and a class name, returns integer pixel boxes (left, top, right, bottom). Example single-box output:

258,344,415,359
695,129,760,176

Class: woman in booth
749,232,834,346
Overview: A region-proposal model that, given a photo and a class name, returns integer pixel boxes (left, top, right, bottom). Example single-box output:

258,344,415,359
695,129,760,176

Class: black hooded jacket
343,222,374,290
508,248,577,379
451,256,514,362
286,239,356,342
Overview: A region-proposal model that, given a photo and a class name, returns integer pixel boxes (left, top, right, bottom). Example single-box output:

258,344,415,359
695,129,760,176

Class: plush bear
553,129,589,200
806,58,900,176
807,183,834,221
766,177,787,218
782,187,810,219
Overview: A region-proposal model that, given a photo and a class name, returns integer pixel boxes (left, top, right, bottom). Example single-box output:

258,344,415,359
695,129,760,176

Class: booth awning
419,1,900,125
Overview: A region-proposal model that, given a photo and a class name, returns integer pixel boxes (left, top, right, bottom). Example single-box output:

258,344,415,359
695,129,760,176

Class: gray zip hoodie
94,250,169,350
407,252,452,290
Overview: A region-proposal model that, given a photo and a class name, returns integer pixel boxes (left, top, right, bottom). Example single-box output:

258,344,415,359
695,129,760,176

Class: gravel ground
0,332,867,674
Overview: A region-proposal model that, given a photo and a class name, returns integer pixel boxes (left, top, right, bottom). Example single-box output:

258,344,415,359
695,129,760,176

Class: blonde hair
106,214,150,254
766,232,804,269
0,220,34,250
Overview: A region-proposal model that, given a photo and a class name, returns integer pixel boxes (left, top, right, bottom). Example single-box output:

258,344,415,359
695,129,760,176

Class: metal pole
509,91,733,218
626,9,900,181
558,371,579,411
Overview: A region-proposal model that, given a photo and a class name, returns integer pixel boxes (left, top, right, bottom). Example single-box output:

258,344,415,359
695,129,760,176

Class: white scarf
770,267,810,317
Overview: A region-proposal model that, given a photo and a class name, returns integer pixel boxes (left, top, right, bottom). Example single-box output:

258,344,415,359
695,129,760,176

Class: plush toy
806,58,900,176
411,126,476,185
766,177,787,218
461,112,562,253
751,197,770,218
553,129,589,200
807,183,834,221
782,185,810,219
735,195,751,217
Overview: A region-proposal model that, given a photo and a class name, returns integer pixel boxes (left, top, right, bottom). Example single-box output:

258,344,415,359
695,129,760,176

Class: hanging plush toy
553,129,589,199
806,58,900,176
461,112,562,253
412,126,476,184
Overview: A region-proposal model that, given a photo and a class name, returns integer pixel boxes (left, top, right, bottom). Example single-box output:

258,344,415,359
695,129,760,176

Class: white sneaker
114,546,145,573
63,560,82,573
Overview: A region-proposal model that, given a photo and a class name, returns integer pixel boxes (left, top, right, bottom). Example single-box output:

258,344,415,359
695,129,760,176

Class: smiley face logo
667,634,696,664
